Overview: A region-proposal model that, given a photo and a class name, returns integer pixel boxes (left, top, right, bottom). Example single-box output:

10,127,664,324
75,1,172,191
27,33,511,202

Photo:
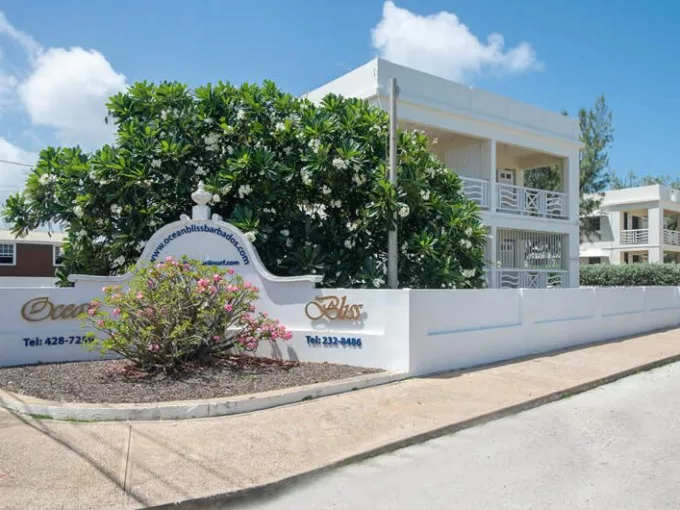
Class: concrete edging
0,370,407,422
145,353,680,509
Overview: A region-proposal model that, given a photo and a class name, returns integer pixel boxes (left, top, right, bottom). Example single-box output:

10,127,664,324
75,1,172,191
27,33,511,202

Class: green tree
579,95,614,235
3,81,487,289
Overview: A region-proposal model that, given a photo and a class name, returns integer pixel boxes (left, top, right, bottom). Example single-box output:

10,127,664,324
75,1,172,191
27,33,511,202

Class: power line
0,159,34,168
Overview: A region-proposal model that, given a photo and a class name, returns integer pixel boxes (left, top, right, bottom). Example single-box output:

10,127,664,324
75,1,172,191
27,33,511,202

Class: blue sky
0,0,677,202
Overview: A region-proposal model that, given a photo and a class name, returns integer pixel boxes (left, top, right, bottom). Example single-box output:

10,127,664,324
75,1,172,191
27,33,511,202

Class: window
53,245,64,266
0,243,15,265
588,257,602,265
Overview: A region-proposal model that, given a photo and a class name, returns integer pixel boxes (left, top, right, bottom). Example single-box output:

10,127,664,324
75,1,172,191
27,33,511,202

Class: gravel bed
0,358,382,404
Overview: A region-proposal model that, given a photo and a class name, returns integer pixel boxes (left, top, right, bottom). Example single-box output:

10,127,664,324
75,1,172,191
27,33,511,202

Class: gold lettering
21,297,90,322
304,296,364,321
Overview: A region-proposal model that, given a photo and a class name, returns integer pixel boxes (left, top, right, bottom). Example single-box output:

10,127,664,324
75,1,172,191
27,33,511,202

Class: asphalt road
230,362,680,510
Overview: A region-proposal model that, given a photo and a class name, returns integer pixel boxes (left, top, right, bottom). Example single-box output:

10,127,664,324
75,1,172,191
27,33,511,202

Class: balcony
497,269,568,289
620,229,649,244
458,178,568,220
663,229,680,246
497,183,568,219
460,176,490,209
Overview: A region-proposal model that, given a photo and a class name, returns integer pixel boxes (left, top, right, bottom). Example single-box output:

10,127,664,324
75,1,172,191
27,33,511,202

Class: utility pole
388,77,398,289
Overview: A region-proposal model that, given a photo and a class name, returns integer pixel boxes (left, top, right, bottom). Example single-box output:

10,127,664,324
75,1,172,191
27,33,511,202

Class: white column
648,206,662,263
566,154,579,223
488,139,497,213
488,224,497,288
568,229,580,287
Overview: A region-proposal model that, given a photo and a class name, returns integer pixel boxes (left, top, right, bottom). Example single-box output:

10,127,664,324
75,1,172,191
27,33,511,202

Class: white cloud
371,1,542,83
19,47,127,146
0,10,127,147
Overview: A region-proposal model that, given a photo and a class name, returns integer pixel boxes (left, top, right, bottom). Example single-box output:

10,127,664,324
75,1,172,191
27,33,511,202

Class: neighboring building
0,230,65,277
305,58,582,288
580,185,680,265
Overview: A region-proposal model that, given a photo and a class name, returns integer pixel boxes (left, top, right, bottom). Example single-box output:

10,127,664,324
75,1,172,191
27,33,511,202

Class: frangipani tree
4,81,487,289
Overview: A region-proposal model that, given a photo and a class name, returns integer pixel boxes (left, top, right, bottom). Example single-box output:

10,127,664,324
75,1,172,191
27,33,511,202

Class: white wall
408,287,680,375
0,277,58,288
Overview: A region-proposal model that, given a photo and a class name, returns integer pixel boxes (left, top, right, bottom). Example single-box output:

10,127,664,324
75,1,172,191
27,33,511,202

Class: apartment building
0,230,65,277
580,185,680,265
305,58,582,288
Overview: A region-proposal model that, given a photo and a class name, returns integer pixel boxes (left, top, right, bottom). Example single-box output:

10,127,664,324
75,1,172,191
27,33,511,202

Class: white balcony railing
663,229,680,246
460,176,490,209
497,269,568,289
620,229,649,244
496,183,568,219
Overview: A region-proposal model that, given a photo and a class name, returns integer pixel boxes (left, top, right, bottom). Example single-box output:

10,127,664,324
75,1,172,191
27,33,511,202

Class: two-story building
580,185,680,265
305,58,583,288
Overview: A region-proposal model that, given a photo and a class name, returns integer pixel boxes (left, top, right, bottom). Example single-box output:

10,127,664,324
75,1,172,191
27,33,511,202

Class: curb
0,370,407,422
146,353,680,509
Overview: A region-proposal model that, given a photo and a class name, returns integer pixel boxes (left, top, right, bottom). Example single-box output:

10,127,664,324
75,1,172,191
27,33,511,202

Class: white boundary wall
408,287,680,375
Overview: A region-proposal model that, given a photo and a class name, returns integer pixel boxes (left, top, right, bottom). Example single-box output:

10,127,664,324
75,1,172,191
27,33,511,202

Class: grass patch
27,413,53,420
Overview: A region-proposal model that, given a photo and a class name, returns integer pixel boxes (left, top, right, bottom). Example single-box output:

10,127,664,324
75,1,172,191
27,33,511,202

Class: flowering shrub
5,80,487,289
83,256,291,373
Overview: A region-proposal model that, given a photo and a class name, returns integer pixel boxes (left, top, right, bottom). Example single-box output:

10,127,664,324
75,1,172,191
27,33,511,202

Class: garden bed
0,358,381,404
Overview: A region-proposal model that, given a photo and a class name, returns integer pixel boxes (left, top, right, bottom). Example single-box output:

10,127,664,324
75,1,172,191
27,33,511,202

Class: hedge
580,263,680,287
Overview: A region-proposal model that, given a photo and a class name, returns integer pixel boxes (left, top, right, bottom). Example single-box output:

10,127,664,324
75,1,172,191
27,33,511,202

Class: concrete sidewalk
3,328,680,510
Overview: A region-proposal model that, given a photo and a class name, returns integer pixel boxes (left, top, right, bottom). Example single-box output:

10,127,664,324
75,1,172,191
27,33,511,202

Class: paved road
230,362,680,510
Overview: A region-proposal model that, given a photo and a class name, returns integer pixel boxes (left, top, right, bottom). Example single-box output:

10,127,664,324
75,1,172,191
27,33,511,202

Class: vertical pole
388,78,398,289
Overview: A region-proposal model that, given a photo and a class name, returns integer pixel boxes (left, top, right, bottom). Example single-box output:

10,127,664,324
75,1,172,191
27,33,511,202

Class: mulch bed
0,357,381,404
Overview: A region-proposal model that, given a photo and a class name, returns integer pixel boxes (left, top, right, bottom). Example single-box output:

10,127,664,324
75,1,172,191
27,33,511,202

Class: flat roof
0,230,65,244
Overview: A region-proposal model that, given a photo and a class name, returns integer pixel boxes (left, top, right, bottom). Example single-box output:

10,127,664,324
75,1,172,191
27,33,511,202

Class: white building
305,58,582,288
580,185,680,265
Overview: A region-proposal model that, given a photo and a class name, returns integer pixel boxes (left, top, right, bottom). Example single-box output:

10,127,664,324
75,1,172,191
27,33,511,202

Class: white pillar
567,154,579,223
648,206,662,263
487,139,497,213
488,224,497,288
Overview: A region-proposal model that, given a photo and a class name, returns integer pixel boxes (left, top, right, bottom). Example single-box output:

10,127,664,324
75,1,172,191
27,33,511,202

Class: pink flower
87,307,96,316
136,292,144,300
148,343,161,352
147,279,155,288
213,274,222,282
184,263,191,270
248,304,255,312
112,308,121,317
212,335,221,342
244,281,252,289
227,268,235,275
102,286,109,293
97,320,104,328
165,256,174,262
209,286,218,295
224,304,233,312
197,278,209,287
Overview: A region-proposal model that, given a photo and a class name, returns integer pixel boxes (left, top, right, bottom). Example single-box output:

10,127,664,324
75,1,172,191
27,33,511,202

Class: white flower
301,169,313,186
462,269,476,278
196,166,207,176
75,230,87,240
425,168,436,178
401,242,408,253
321,185,331,195
308,139,321,152
203,133,220,151
283,146,292,156
226,146,234,155
276,258,282,265
285,238,293,248
38,174,53,185
332,157,349,170
465,227,472,236
331,199,342,209
347,222,358,232
280,229,290,237
136,241,147,251
352,173,366,186
204,117,213,125
275,121,286,132
344,239,354,249
461,239,472,249
74,206,84,218
160,110,168,120
372,277,384,288
236,109,246,121
238,184,253,198
212,194,220,203
398,203,410,218
244,231,256,242
112,255,125,268
111,205,122,216
151,159,162,169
